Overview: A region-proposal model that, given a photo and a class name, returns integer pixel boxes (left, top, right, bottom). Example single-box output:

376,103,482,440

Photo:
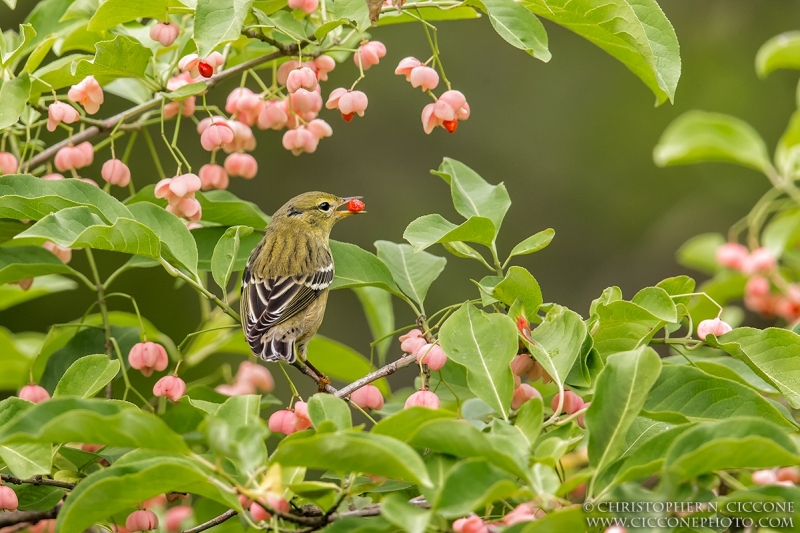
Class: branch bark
0,474,75,490
181,509,238,533
0,505,59,528
334,352,418,399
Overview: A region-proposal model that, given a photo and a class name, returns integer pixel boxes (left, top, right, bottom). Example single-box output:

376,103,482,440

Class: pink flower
512,383,541,410
399,329,426,354
288,0,318,13
350,385,384,410
291,88,323,115
0,152,18,174
326,88,368,121
510,354,535,376
293,400,312,430
126,510,159,531
128,342,169,377
250,502,271,521
416,344,447,371
746,276,770,298
306,119,332,139
743,247,776,275
150,21,180,47
155,174,202,204
19,384,50,403
277,60,300,85
166,198,202,222
752,469,779,486
235,361,275,392
0,485,18,512
423,90,470,134
268,409,296,435
395,57,422,80
452,516,488,533
697,317,732,339
353,41,386,70
68,76,104,114
165,506,192,532
54,142,94,172
163,97,196,119
179,52,224,79
409,66,439,91
551,390,584,415
200,122,235,151
225,88,264,126
404,390,439,409
716,242,749,270
502,503,539,526
222,121,256,153
153,375,187,401
282,127,319,156
199,164,229,190
257,100,289,130
578,401,590,428
101,159,131,187
224,153,258,179
47,102,80,132
314,55,336,81
287,67,318,94
43,241,72,263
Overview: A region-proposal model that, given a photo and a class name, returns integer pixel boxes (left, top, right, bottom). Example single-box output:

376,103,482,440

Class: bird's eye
318,202,331,211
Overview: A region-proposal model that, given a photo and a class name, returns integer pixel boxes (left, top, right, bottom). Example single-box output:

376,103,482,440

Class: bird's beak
336,196,366,217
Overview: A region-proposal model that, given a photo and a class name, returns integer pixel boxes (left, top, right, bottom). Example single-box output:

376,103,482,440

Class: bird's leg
298,347,332,393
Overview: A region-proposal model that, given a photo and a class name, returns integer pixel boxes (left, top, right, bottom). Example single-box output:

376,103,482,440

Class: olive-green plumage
241,192,363,362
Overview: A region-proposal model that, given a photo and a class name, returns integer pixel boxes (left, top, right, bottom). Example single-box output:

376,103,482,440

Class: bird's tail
260,337,296,363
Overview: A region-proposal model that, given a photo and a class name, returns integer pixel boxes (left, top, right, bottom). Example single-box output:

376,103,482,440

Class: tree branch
0,475,75,490
181,509,238,533
27,44,302,171
0,505,60,528
334,352,418,399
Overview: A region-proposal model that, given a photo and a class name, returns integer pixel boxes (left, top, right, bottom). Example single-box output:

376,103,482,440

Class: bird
241,192,364,365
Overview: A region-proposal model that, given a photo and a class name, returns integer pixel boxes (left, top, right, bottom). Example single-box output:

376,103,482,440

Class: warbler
241,192,364,363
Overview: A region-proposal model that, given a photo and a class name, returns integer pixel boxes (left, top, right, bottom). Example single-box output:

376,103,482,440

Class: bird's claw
317,376,331,392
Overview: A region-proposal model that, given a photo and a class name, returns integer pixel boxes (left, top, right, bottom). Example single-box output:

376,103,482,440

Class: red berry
347,198,365,212
442,119,458,133
198,61,214,78
341,112,355,122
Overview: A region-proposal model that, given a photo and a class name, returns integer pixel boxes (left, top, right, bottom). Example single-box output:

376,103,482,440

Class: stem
335,353,418,399
158,257,241,322
85,250,113,359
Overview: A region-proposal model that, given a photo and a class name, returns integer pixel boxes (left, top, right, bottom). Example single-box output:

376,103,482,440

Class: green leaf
330,0,371,30
492,266,543,315
475,0,549,61
522,0,680,105
375,241,446,308
372,407,455,440
56,453,239,533
631,286,677,322
352,287,394,364
87,0,175,31
0,246,75,285
506,228,554,262
529,305,587,382
194,226,261,272
433,458,518,517
604,424,692,487
514,396,543,446
0,398,190,452
586,347,662,480
329,240,403,297
308,393,352,431
756,31,800,78
10,484,64,511
163,81,209,102
439,303,517,420
708,327,800,409
127,202,199,274
518,506,594,532
0,174,131,223
762,208,800,259
53,354,120,399
2,24,36,68
314,20,347,40
644,364,796,430
306,336,390,396
653,111,771,172
432,158,512,231
591,300,666,358
381,493,431,533
377,5,479,25
72,35,153,80
0,73,31,130
194,0,255,56
404,214,497,254
271,431,431,487
0,275,76,312
664,417,800,484
0,398,51,479
211,225,254,291
205,399,267,475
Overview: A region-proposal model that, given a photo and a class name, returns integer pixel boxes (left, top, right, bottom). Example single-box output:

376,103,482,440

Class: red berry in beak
347,198,365,212
341,112,354,122
442,119,458,133
198,61,214,78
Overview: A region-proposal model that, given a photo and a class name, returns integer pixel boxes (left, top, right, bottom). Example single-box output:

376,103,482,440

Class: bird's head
271,191,364,237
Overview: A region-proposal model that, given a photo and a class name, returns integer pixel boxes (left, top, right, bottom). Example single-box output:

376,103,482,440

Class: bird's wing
241,262,334,361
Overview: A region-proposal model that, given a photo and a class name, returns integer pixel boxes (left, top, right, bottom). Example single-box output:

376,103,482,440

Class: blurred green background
2,0,800,388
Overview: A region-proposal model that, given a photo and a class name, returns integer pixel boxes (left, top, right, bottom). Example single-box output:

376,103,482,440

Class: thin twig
181,509,238,533
1,474,75,490
334,353,417,399
0,504,60,528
